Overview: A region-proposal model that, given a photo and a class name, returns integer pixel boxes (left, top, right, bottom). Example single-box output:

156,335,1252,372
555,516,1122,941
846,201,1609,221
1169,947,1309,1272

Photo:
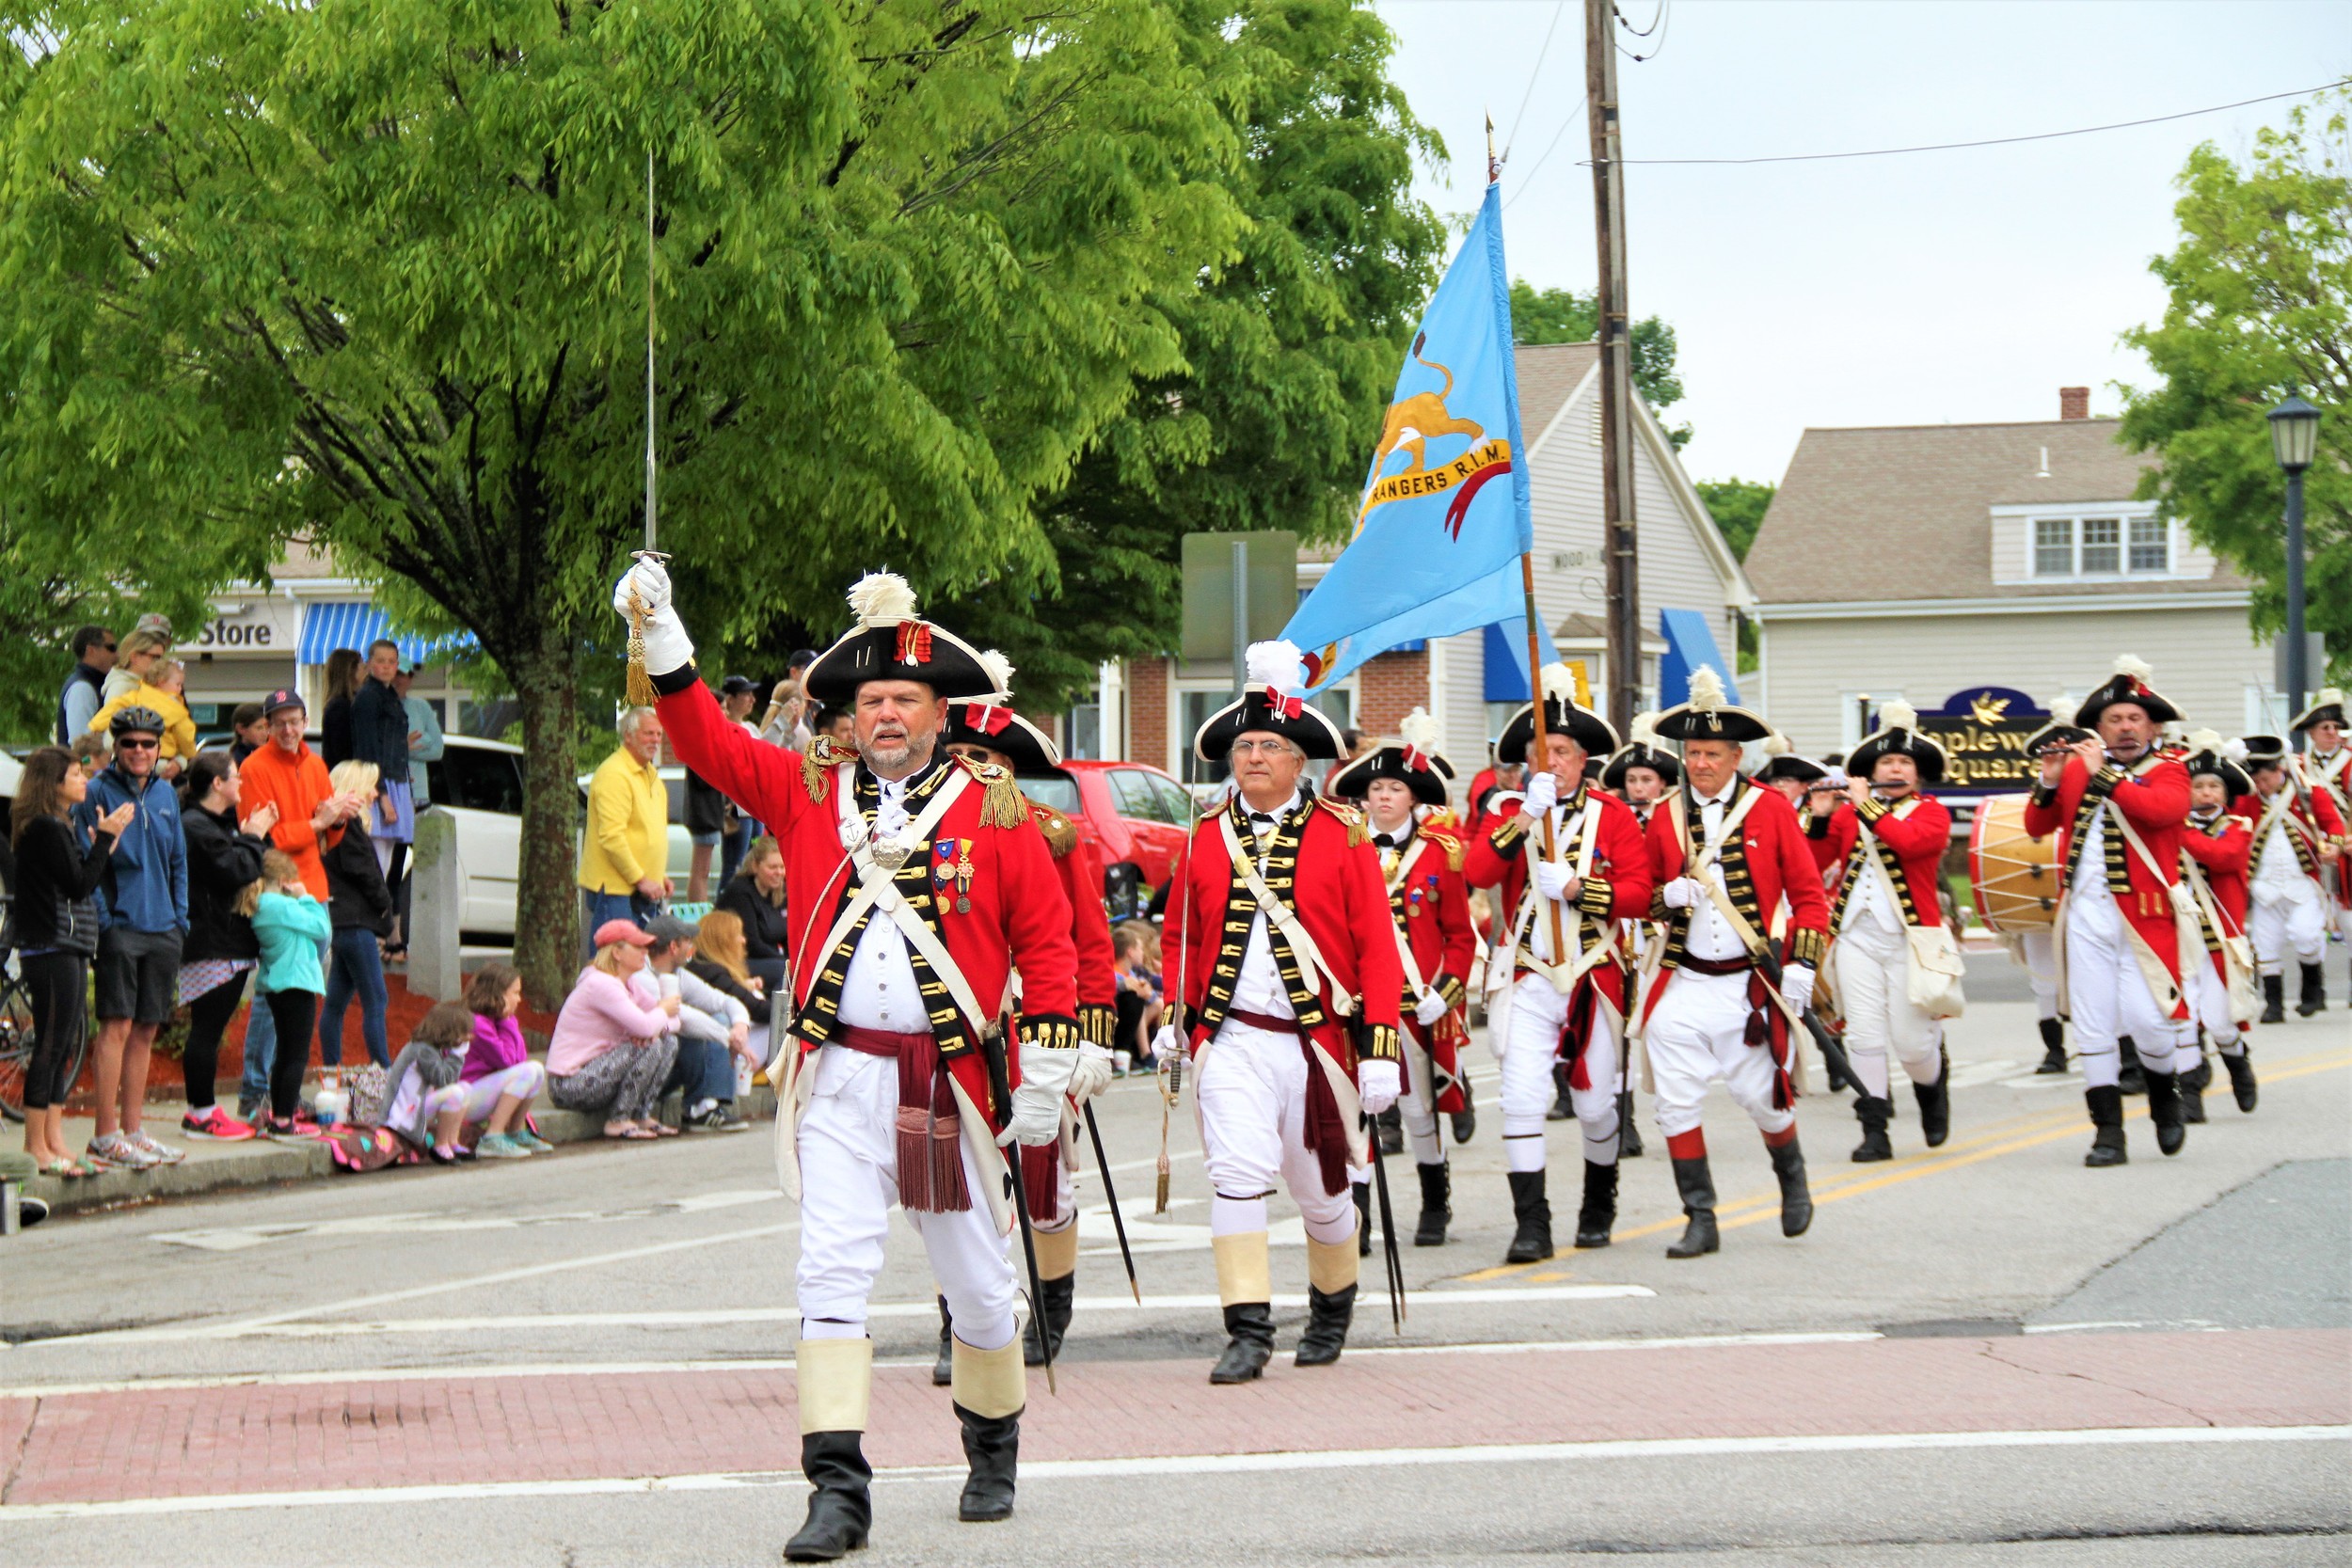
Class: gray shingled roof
1745,418,2237,605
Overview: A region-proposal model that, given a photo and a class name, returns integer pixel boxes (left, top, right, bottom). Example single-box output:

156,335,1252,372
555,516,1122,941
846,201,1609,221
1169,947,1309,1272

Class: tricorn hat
2074,655,2180,727
2179,728,2254,800
939,651,1064,776
1653,666,1772,745
2240,734,2289,769
2025,705,2093,757
1601,711,1681,791
1845,699,1948,785
1496,663,1618,765
2290,686,2346,733
1755,733,1829,784
1327,708,1454,805
1193,641,1345,762
801,572,1000,706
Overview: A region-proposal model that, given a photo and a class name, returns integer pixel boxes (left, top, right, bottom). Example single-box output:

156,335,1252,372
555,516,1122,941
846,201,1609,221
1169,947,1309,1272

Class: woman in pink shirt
547,921,680,1140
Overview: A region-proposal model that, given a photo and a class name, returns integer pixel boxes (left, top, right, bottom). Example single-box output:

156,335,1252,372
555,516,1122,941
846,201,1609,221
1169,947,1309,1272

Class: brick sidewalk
2,1328,2342,1507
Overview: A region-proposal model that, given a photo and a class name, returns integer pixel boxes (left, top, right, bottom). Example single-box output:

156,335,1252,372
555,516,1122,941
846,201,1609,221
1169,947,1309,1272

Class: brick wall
1355,649,1432,737
1130,657,1169,772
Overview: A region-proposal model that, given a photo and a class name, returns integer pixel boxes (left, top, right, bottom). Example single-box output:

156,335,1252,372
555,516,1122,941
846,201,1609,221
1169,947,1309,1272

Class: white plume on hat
1246,639,1306,694
1687,666,1726,713
1398,707,1441,753
2223,736,2249,764
847,572,917,627
1629,710,1661,743
1762,733,1793,757
976,649,1016,701
2113,654,2155,684
2184,726,2222,752
1880,699,1918,731
1540,661,1576,702
2318,686,2346,707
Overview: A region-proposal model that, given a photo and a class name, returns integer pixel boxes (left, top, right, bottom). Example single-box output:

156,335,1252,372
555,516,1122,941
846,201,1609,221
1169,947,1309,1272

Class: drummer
2009,711,2091,1075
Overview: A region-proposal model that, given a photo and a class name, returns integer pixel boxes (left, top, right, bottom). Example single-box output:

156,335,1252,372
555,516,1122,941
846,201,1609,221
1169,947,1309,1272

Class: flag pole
1491,117,1569,973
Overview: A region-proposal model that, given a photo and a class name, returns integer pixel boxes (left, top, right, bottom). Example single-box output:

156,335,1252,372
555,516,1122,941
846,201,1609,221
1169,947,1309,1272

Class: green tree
1694,477,1775,561
1507,278,1689,446
0,0,1247,1002
932,0,1447,711
2122,91,2351,678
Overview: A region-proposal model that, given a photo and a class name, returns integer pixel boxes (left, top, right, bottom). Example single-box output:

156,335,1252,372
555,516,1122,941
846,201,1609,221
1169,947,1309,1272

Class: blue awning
1483,622,1533,702
296,602,477,667
1659,608,1739,708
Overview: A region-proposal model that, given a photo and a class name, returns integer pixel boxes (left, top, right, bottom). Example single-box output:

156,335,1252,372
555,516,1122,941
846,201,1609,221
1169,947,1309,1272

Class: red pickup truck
1017,759,1197,920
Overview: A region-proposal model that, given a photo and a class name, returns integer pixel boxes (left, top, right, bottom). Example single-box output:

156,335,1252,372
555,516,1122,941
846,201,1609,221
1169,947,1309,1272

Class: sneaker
684,1104,751,1133
474,1132,532,1159
260,1116,307,1141
183,1106,257,1141
235,1098,262,1126
87,1132,159,1170
515,1129,556,1154
125,1130,187,1165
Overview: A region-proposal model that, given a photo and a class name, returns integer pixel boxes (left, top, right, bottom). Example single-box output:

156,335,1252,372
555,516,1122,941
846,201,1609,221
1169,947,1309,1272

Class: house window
2033,518,2074,577
2028,514,2169,578
2128,516,2169,573
2079,517,2121,575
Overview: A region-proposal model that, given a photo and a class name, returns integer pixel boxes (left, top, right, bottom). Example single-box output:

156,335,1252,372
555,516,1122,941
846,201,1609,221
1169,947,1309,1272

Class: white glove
1357,1057,1401,1116
1661,876,1706,910
1522,769,1561,818
1068,1041,1116,1103
1151,1023,1184,1060
1781,963,1815,1014
611,556,695,677
1002,1082,1064,1148
1414,990,1451,1027
1534,859,1574,902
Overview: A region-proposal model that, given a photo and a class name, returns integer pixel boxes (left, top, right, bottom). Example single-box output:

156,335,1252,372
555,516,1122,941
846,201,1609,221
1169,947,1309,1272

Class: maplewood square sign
1901,687,2052,796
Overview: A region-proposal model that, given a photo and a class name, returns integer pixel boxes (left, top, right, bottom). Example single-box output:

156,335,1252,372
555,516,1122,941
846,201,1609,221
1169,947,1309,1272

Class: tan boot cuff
950,1335,1027,1420
1034,1223,1081,1279
1307,1235,1359,1295
1212,1230,1271,1307
794,1336,873,1434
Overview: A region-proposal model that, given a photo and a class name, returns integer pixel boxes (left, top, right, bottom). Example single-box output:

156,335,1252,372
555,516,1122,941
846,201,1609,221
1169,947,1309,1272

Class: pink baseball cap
592,919,656,950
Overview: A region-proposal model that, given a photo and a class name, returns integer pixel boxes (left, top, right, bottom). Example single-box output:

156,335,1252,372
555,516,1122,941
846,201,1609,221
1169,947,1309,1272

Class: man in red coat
2024,656,2194,1167
1636,670,1829,1259
2240,731,2347,1022
1808,702,1956,1163
1326,710,1476,1247
612,562,1103,1559
1153,641,1402,1385
2177,733,2257,1118
937,678,1118,1372
2287,689,2350,997
1463,667,1653,1258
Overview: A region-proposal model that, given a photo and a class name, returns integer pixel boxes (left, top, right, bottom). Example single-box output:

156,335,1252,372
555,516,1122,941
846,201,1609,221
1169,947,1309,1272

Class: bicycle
0,957,65,1124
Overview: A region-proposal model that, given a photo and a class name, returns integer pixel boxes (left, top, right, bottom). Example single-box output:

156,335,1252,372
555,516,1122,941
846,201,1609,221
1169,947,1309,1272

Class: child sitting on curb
455,962,553,1158
380,1002,475,1164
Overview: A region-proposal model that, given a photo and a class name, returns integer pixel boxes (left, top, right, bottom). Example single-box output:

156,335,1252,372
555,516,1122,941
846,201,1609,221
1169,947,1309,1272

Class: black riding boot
1209,1303,1275,1385
1377,1102,1405,1155
954,1404,1020,1523
1665,1153,1719,1259
784,1433,873,1562
2261,974,2286,1024
1353,1180,1372,1258
2143,1069,2186,1156
1294,1282,1358,1367
1850,1094,1892,1163
2223,1046,2259,1112
1451,1103,1478,1144
2116,1042,2146,1096
1770,1136,1813,1237
2036,1017,2068,1074
1912,1046,1951,1148
930,1295,953,1386
2083,1084,2127,1167
1413,1161,1451,1246
1573,1159,1619,1249
1022,1273,1074,1367
2297,962,2328,1017
1547,1063,1574,1120
1505,1168,1553,1262
2179,1054,2209,1125
1617,1091,1644,1157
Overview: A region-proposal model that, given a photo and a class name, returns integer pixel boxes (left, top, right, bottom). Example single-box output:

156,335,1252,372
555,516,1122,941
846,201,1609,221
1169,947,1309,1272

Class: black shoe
2143,1069,2186,1157
683,1102,751,1132
2083,1084,2127,1167
2035,1017,2068,1074
1616,1092,1644,1157
2179,1057,2208,1124
1850,1094,1893,1163
1665,1154,1719,1259
1450,1106,1477,1144
931,1295,953,1387
1294,1282,1357,1367
1022,1273,1074,1367
1413,1162,1451,1246
1770,1137,1813,1237
1354,1181,1372,1258
1573,1159,1618,1249
2223,1048,2259,1113
2116,1046,2146,1096
16,1194,46,1227
1376,1103,1404,1156
1913,1047,1951,1148
1209,1302,1275,1385
1504,1168,1553,1262
953,1403,1020,1523
2297,963,2328,1017
2261,974,2286,1024
1546,1063,1574,1121
784,1432,872,1561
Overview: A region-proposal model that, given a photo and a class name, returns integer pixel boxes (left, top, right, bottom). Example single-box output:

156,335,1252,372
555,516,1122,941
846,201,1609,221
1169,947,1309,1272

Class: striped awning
296,602,477,668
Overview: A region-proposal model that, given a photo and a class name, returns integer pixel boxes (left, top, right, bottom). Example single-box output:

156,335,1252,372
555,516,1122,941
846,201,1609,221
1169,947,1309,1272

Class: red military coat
2235,783,2347,888
653,678,1079,1124
2182,810,2252,994
1638,779,1831,1022
1375,821,1476,1114
2024,751,2191,999
1463,783,1655,1022
2299,747,2352,909
1814,792,1954,930
1032,797,1119,1045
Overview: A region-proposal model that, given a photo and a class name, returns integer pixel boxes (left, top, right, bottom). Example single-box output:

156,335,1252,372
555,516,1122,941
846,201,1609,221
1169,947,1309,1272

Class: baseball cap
720,674,759,696
644,914,700,945
262,687,306,718
592,919,656,950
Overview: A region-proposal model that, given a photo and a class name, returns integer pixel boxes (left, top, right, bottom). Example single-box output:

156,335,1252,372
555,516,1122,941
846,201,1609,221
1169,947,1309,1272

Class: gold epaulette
957,755,1027,830
2223,813,2253,831
1318,797,1369,847
1026,796,1078,857
802,733,850,801
1422,828,1465,873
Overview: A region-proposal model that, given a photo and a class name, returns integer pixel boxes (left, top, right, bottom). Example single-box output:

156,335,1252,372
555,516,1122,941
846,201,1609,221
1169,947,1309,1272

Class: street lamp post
2267,392,2321,737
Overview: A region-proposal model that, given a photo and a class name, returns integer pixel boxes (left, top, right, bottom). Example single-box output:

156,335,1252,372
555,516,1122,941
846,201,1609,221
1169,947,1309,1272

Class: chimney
2058,387,2090,421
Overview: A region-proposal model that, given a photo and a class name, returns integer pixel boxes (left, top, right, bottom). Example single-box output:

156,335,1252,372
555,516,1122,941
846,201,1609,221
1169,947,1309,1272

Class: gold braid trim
1423,829,1464,873
1318,798,1369,847
976,764,1026,830
802,734,850,802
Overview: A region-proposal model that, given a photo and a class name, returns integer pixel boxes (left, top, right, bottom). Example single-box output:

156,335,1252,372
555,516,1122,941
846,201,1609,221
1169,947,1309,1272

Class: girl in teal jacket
251,848,332,1134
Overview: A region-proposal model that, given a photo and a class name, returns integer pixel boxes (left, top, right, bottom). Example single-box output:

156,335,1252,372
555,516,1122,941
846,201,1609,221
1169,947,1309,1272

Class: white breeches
2060,896,2176,1088
2249,877,2326,974
2174,956,2241,1064
1642,969,1793,1141
793,1044,1017,1352
1197,1021,1359,1245
2017,929,2061,1022
1836,919,1941,1099
1495,976,1621,1170
1400,1025,1443,1166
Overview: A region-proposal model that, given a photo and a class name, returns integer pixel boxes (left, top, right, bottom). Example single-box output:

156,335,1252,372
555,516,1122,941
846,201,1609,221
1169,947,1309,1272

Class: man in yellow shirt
579,706,672,936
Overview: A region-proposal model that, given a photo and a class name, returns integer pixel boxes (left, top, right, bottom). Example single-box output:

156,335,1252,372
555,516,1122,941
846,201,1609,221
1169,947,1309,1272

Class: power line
1617,0,1668,63
1592,78,2345,167
1500,0,1568,160
1503,91,1589,209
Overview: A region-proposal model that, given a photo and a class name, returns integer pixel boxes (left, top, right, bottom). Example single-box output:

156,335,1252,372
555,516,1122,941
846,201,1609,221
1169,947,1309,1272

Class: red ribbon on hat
1402,745,1431,772
896,622,932,665
1263,688,1304,721
962,703,1014,736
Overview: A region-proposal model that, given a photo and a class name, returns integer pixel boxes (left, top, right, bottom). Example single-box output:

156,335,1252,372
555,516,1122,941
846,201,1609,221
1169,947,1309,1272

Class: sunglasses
102,641,119,653
116,736,161,751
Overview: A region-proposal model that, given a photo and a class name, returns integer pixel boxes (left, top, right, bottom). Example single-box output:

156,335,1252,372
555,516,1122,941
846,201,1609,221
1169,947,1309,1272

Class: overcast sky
1369,0,2352,487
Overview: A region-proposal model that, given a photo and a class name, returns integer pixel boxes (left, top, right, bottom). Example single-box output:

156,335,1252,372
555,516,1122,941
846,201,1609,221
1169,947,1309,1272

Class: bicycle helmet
109,705,167,739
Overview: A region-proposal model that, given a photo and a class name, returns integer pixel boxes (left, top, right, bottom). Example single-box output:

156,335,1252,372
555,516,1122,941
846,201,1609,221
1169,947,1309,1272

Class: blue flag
1285,182,1555,692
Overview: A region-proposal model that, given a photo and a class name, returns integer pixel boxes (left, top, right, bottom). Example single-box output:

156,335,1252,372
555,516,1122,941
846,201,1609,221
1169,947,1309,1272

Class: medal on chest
932,837,977,913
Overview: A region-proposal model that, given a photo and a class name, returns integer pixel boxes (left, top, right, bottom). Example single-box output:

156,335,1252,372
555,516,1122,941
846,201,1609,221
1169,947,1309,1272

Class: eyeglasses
1229,739,1295,756
101,641,118,653
115,736,160,751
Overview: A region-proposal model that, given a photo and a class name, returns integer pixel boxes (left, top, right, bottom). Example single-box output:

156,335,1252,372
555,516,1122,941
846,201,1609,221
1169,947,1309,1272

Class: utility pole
1585,0,1640,735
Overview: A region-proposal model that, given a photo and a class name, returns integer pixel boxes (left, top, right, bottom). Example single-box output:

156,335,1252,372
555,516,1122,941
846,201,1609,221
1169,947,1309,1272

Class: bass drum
1969,793,2059,932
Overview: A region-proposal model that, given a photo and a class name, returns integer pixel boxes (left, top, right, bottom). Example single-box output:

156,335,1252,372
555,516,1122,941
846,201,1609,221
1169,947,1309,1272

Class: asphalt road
2,951,2346,1566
